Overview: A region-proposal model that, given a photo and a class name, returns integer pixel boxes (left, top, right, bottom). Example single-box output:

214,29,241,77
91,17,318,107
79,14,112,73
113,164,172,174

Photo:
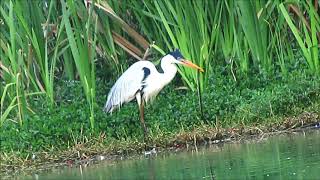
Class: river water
26,130,320,179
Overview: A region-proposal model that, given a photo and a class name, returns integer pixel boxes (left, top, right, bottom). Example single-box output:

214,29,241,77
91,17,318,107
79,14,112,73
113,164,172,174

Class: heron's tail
103,101,113,113
103,88,120,113
103,76,134,113
103,95,119,113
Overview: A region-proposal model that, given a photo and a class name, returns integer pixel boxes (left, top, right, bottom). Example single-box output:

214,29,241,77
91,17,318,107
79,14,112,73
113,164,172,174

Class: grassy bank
1,108,319,178
1,70,320,177
2,70,320,152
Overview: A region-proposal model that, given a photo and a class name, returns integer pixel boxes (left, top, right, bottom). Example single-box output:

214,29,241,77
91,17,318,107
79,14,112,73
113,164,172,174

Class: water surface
28,130,320,179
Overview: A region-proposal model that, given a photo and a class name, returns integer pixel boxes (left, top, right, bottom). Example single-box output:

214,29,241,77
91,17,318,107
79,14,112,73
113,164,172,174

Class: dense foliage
1,70,319,153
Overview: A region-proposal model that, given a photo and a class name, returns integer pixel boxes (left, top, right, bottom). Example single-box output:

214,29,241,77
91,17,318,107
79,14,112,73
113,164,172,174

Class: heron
104,49,203,138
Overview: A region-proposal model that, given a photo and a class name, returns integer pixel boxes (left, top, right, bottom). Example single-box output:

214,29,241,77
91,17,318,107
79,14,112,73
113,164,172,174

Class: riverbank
1,71,320,178
1,109,319,179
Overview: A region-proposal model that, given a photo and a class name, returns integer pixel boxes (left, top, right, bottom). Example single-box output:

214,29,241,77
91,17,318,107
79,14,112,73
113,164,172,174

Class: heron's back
104,61,155,112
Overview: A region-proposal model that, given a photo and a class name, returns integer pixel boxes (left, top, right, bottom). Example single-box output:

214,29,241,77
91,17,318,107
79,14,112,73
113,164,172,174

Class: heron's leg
139,101,148,138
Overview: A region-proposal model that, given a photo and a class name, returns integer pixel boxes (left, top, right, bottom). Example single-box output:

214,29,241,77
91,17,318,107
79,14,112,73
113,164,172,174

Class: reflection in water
29,130,320,179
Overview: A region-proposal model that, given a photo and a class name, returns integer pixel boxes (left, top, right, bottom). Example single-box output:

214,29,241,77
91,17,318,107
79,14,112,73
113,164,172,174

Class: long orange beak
181,59,204,72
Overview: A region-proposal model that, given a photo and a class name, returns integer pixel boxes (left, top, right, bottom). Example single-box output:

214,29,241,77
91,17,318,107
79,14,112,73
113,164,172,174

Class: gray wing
103,61,153,113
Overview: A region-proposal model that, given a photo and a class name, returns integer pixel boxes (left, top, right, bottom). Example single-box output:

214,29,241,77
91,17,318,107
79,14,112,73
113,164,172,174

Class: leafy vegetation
0,0,320,168
1,70,319,154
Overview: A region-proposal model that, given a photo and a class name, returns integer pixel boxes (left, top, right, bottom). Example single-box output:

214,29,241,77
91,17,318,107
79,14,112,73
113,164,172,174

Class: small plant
0,83,17,127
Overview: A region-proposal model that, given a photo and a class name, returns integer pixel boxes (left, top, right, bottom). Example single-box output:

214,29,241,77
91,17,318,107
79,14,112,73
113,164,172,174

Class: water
28,130,320,179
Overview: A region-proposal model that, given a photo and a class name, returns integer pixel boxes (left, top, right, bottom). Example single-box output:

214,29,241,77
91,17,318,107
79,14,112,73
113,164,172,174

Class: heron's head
168,49,204,72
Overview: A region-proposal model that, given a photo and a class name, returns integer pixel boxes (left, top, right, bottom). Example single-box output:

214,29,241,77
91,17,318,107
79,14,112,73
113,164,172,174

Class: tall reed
280,1,320,76
1,0,319,129
130,0,222,92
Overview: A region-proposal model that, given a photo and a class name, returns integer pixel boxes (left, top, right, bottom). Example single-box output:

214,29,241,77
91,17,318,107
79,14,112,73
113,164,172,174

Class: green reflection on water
32,130,320,179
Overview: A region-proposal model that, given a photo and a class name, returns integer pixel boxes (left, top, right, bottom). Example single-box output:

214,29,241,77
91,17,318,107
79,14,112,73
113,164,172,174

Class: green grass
1,69,319,154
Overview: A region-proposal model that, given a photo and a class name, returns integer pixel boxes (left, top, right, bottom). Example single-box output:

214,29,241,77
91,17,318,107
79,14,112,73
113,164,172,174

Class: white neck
158,55,178,86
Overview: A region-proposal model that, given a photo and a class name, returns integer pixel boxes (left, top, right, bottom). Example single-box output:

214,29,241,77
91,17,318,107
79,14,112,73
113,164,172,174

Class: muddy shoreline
1,112,319,179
